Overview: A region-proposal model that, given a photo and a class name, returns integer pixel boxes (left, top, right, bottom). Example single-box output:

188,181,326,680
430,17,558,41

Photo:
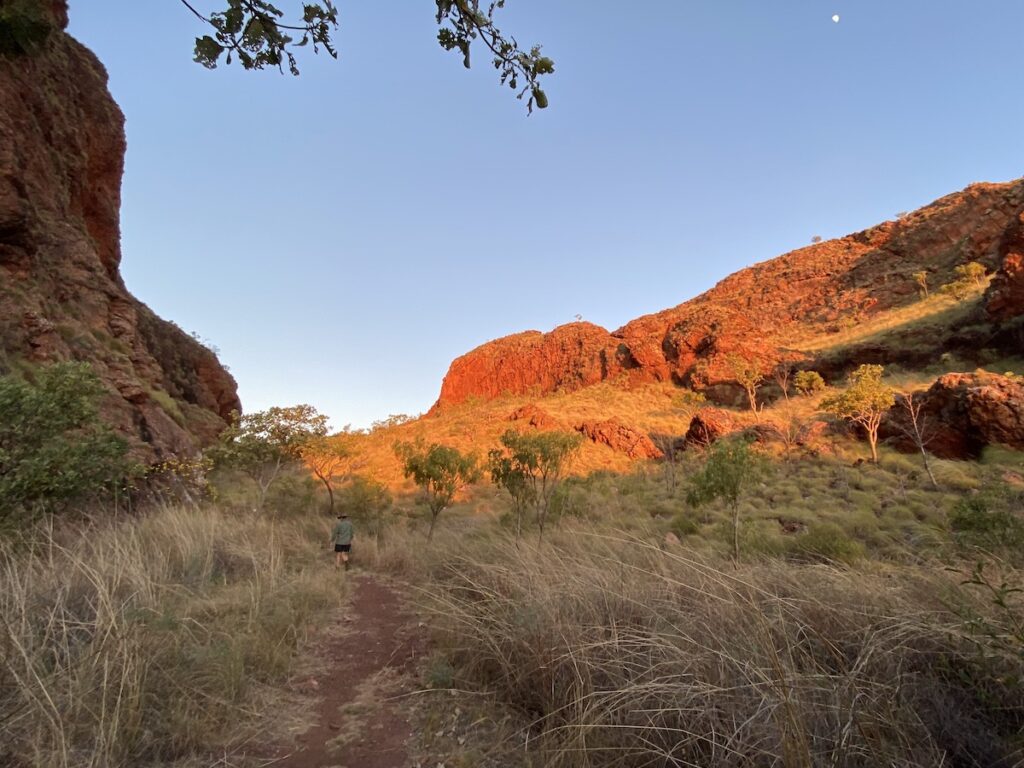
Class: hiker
330,512,354,570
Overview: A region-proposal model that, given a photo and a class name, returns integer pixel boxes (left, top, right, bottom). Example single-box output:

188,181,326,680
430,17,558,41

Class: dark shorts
334,544,351,553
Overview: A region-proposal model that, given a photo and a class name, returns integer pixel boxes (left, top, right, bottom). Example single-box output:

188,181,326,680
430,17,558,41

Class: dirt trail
265,575,425,768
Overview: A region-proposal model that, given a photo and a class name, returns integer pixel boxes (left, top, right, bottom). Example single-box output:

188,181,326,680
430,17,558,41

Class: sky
68,1,1024,429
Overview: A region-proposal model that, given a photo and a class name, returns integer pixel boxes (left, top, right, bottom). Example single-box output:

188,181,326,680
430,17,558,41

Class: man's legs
334,549,342,569
342,550,350,570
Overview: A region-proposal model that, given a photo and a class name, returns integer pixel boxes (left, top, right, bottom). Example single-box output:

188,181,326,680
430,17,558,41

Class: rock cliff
0,2,239,460
435,180,1024,410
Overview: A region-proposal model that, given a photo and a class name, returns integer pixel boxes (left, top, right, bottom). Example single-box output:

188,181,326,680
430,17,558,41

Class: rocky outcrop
438,323,634,407
0,3,239,461
435,179,1024,410
882,372,1024,459
507,404,558,430
986,251,1024,323
684,408,739,446
575,419,662,459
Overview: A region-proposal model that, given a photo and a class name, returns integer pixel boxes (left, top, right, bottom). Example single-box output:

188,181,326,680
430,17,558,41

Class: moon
832,14,840,23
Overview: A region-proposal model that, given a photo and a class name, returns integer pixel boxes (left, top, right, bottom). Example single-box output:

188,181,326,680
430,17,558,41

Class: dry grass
396,527,1024,768
0,505,343,768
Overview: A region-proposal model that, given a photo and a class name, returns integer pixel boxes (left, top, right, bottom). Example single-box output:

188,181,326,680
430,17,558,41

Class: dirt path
263,575,425,768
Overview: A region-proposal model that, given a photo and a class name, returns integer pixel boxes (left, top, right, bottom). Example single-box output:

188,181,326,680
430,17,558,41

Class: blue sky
69,1,1024,429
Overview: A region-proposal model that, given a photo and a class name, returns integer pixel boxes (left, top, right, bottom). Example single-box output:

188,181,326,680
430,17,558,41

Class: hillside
0,2,239,460
436,179,1024,409
353,179,1024,487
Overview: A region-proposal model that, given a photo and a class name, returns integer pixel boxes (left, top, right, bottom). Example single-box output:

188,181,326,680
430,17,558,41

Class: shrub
793,370,826,396
0,363,133,527
940,262,987,300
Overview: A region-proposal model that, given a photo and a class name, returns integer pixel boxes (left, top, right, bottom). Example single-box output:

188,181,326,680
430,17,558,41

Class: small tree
913,270,929,299
941,262,987,300
652,389,705,493
726,354,764,421
395,440,480,540
489,429,583,540
301,431,364,513
958,262,987,287
686,439,761,562
772,354,801,402
211,404,327,510
821,365,895,463
0,363,132,525
793,370,826,397
489,440,534,542
896,392,939,489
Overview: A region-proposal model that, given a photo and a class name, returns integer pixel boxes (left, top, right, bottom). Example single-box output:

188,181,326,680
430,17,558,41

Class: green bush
0,363,133,528
793,370,826,396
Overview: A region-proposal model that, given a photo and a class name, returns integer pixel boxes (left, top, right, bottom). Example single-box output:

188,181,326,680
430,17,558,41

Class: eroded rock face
435,179,1024,410
882,372,1024,459
684,408,739,447
575,419,662,459
0,4,240,460
437,323,634,407
507,404,558,430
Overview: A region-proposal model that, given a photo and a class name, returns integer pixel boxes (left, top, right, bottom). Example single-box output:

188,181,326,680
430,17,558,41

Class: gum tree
395,440,480,539
822,364,895,463
686,438,762,562
726,353,765,421
301,430,364,513
211,403,328,510
489,429,583,541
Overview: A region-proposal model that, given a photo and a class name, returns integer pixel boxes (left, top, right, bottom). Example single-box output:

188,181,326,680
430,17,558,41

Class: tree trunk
315,472,334,514
732,502,740,562
920,447,939,489
427,512,438,541
868,431,879,463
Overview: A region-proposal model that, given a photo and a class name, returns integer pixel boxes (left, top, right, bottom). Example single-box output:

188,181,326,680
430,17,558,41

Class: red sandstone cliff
436,180,1024,410
0,3,239,460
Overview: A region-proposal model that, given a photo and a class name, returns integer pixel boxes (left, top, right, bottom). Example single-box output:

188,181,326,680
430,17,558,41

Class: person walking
330,512,354,571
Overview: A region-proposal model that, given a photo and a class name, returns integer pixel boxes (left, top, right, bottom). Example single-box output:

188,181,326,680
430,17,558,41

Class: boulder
507,404,558,430
684,408,739,446
882,372,1024,459
575,419,663,459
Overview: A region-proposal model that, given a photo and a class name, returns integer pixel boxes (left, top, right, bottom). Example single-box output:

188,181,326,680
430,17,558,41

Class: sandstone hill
0,3,239,461
436,179,1024,410
327,177,1024,486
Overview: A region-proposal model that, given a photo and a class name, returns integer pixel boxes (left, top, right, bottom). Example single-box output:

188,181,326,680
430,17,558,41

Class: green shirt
332,519,354,546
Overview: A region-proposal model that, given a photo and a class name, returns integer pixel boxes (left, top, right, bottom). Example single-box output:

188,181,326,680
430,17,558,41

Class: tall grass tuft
0,505,341,768
415,527,1024,767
